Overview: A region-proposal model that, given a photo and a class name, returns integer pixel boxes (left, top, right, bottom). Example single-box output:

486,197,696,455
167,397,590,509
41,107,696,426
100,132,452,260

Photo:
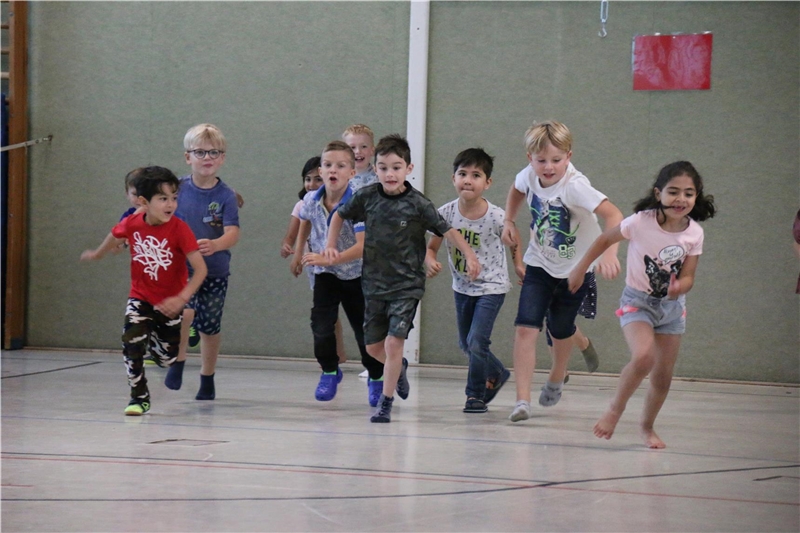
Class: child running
502,120,623,422
80,166,207,415
325,134,481,423
568,160,716,448
343,124,378,191
293,141,384,405
425,148,513,413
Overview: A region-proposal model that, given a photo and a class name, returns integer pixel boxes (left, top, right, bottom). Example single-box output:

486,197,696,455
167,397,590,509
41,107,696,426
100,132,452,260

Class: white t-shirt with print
438,199,512,296
620,210,704,298
514,163,607,278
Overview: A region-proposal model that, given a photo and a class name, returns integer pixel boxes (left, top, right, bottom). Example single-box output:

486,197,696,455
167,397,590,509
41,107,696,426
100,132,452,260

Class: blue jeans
454,292,507,399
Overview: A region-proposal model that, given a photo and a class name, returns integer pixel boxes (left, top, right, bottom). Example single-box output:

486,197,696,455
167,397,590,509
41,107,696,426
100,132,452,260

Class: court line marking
2,414,797,465
2,453,797,506
1,362,102,380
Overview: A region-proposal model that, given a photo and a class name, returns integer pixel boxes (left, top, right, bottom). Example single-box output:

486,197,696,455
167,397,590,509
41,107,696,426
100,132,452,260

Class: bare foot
641,427,666,449
593,410,622,440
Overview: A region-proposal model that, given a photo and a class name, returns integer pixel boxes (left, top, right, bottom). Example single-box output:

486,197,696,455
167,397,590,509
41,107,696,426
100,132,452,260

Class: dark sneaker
315,369,342,402
484,368,510,405
144,355,156,366
564,373,570,384
367,378,382,407
582,339,599,373
395,357,410,400
124,398,151,416
188,325,200,348
370,394,394,423
463,398,488,413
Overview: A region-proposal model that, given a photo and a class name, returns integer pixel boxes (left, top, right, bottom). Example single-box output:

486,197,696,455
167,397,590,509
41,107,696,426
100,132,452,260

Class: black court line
1,362,102,379
2,451,798,503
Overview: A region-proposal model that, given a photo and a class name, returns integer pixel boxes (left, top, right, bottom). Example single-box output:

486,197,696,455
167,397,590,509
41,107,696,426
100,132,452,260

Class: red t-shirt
112,212,199,306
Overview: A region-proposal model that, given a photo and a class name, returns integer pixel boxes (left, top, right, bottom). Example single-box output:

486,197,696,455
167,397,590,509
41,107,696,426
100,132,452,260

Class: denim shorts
617,286,686,334
363,297,419,345
187,276,229,336
515,265,590,340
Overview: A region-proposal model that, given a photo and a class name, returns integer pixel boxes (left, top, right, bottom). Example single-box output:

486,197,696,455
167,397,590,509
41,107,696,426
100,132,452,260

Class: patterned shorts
187,276,229,336
363,297,419,345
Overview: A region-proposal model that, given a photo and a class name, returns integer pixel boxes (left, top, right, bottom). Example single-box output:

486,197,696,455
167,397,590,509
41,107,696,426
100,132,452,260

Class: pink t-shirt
620,210,704,298
291,199,303,219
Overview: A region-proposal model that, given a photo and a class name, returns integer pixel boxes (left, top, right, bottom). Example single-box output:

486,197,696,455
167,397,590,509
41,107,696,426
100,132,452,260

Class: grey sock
538,381,563,407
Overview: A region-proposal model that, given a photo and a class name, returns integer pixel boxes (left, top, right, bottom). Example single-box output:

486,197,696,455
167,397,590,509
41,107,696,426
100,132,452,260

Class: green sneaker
124,399,151,416
188,325,200,348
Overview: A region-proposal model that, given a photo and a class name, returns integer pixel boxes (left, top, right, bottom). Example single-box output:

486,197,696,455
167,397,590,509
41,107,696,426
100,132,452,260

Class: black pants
311,273,383,379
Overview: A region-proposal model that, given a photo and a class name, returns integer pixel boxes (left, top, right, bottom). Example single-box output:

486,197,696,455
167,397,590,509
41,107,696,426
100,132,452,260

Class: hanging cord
599,0,609,38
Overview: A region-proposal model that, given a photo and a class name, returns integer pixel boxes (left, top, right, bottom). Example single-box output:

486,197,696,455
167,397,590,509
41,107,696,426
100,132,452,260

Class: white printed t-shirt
620,210,704,298
514,163,606,278
438,199,512,296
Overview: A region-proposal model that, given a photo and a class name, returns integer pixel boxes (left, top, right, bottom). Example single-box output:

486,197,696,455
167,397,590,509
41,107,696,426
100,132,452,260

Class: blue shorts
617,286,686,335
363,297,419,345
187,276,229,336
515,265,590,340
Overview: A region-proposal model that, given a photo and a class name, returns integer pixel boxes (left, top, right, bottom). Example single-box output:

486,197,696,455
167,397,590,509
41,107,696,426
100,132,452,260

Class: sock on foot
196,373,215,400
164,360,185,390
538,380,563,407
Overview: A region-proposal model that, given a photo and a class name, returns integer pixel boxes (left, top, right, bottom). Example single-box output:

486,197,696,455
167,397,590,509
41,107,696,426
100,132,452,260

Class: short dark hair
299,155,321,200
135,166,180,201
453,148,494,177
375,134,411,165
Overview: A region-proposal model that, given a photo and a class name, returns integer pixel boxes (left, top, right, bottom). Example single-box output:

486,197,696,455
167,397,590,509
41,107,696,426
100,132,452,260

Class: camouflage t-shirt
337,182,451,300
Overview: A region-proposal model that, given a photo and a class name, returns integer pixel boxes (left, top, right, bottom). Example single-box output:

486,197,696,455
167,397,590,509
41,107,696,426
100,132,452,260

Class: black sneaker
370,394,394,423
395,357,410,400
188,325,200,348
463,398,488,413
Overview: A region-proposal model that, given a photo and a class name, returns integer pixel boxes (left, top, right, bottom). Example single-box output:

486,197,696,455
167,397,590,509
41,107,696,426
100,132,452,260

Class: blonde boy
342,124,378,191
164,124,240,401
501,120,622,422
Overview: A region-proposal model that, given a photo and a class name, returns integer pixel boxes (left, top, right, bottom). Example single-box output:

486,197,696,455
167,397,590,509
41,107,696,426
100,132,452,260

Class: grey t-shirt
337,182,451,300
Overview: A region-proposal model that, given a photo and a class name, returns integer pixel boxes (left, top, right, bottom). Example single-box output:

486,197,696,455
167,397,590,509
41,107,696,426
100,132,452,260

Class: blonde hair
323,140,355,168
524,120,572,155
184,123,227,151
342,124,374,144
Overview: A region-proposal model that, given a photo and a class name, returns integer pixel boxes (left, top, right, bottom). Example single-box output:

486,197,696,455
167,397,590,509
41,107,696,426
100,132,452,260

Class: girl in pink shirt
568,161,716,449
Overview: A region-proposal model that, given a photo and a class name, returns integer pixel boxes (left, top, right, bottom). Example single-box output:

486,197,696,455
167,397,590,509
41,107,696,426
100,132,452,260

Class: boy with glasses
164,123,240,401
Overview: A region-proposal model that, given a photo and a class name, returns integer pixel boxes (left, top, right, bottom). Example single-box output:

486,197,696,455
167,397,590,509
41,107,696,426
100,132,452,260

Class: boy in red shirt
81,166,207,415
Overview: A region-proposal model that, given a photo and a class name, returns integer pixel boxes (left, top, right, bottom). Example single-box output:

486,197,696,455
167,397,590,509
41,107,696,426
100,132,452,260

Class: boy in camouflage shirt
325,134,481,423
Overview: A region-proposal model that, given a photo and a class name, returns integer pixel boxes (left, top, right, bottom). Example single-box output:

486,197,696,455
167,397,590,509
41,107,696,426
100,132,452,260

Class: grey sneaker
370,394,394,423
395,357,410,400
509,400,531,422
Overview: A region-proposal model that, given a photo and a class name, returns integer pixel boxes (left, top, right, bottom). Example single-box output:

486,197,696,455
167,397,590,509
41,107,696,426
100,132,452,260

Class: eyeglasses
188,149,225,160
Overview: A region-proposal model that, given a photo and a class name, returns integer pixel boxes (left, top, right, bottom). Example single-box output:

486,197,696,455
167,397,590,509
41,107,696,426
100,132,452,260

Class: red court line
4,454,797,507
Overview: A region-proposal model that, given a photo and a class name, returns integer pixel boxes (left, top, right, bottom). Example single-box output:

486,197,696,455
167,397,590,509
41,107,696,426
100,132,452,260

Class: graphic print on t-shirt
644,244,685,298
203,202,224,227
530,195,577,260
450,228,481,273
132,232,174,280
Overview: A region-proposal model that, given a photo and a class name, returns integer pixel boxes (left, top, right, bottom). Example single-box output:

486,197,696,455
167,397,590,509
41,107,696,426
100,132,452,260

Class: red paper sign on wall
632,33,713,90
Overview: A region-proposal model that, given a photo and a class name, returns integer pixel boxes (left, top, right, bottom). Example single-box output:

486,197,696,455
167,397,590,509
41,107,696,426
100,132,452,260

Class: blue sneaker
484,368,511,405
395,357,410,400
315,368,342,401
367,378,383,407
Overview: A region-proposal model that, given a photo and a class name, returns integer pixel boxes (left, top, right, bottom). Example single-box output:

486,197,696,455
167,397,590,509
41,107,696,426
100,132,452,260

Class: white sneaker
358,370,368,379
509,400,531,422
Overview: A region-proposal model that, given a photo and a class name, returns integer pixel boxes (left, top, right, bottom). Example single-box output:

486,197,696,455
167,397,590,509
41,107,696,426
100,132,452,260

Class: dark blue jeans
454,292,507,400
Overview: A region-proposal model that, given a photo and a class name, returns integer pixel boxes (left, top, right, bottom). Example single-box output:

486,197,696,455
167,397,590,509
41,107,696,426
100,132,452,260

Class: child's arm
80,232,126,261
304,232,364,267
593,199,624,280
509,237,525,285
198,225,240,256
289,219,311,277
281,215,301,258
501,186,526,247
567,225,625,293
442,227,481,280
425,236,444,278
667,254,699,299
322,212,345,263
155,250,208,318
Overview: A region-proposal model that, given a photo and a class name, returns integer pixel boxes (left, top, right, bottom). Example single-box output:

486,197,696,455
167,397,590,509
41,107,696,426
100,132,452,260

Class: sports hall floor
2,349,798,532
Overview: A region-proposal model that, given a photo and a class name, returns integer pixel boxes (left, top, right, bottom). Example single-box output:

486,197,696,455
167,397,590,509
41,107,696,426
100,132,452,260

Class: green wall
26,2,799,383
